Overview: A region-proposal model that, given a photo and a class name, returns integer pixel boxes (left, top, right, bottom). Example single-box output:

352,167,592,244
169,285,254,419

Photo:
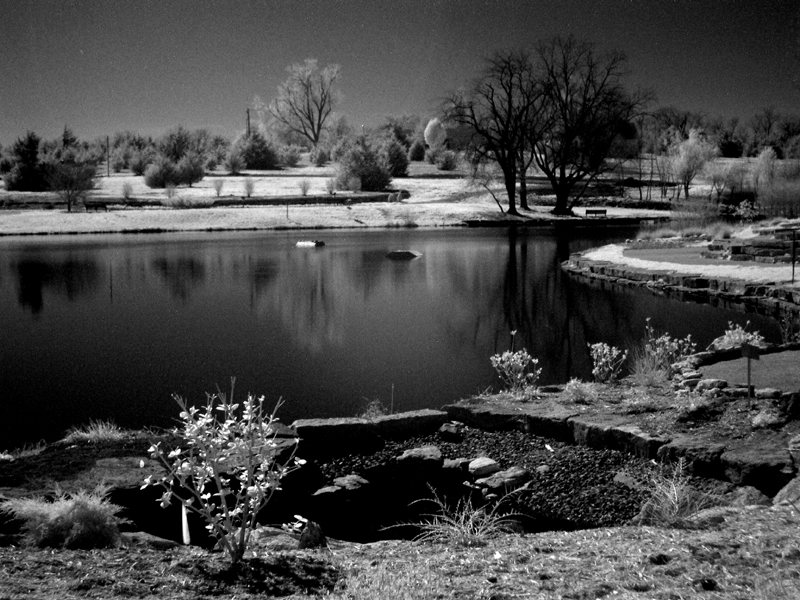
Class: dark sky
1,0,798,145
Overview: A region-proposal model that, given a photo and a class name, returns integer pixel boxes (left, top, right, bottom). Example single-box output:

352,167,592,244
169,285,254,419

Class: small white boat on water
296,240,325,247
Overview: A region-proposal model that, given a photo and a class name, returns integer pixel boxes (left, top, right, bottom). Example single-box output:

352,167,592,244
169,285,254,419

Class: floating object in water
386,250,422,260
296,240,325,247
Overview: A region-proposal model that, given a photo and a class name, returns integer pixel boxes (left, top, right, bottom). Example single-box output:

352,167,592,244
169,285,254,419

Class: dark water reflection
0,228,782,448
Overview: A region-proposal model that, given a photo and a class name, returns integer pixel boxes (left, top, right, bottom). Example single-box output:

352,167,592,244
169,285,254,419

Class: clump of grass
358,398,390,420
623,387,663,414
0,484,126,549
562,378,598,404
636,458,719,527
412,487,520,547
62,419,128,443
637,227,679,241
628,344,669,387
0,441,46,461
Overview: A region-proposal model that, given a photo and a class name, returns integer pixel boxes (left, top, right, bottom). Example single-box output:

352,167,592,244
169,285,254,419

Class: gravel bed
316,426,656,530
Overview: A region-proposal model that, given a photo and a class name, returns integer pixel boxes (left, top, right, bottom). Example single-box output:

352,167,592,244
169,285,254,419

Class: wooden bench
585,208,607,218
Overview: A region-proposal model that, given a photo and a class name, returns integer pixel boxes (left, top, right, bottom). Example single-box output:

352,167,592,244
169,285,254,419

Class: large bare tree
268,59,340,148
531,36,649,215
444,50,542,216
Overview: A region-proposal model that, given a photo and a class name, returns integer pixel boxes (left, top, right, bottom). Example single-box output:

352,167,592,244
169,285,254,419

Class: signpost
741,342,760,399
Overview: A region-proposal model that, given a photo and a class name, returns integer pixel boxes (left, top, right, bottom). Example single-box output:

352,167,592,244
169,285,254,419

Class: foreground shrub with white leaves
143,382,303,564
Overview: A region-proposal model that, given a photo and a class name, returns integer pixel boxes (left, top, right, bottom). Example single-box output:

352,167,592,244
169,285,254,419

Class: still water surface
0,227,781,448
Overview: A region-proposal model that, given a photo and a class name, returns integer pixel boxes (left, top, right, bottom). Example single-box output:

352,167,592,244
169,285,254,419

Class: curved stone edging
561,252,800,320
441,401,795,497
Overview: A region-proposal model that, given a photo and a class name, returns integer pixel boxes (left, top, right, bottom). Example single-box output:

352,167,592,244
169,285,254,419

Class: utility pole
246,109,251,137
106,135,110,177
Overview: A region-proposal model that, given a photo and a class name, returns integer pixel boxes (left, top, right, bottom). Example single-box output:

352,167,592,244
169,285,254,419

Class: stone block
469,457,500,478
372,409,448,440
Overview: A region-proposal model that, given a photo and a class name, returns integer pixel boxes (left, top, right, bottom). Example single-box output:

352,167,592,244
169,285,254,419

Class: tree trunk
503,165,520,216
551,187,571,215
518,172,529,210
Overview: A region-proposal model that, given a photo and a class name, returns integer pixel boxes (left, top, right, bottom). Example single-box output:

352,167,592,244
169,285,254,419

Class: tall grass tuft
636,458,719,527
0,484,126,549
62,419,128,443
412,487,520,547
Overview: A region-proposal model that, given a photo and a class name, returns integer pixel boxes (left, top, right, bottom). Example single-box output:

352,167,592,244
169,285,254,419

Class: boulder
755,388,783,400
695,379,728,393
469,457,501,478
443,458,471,472
438,422,465,443
725,485,771,507
298,520,327,549
475,465,531,493
774,476,800,506
396,446,443,469
332,474,370,491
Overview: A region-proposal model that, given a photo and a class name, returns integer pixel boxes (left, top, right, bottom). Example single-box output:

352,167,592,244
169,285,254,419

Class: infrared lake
0,227,782,449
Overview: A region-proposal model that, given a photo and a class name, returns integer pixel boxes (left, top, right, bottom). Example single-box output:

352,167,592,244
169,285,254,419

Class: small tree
3,131,47,192
532,36,649,215
335,136,392,191
47,161,97,212
232,131,279,170
144,385,303,565
177,151,205,187
424,118,447,150
669,129,718,199
268,59,340,148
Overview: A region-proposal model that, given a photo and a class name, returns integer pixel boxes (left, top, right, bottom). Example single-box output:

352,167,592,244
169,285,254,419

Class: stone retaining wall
561,254,800,320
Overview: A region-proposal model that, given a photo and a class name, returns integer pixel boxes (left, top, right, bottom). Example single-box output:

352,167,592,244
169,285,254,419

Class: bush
122,181,133,201
636,318,696,378
279,145,303,168
563,378,598,404
177,151,205,187
407,139,426,162
232,131,279,170
158,125,192,163
381,138,409,177
490,349,541,394
144,384,303,564
718,321,765,348
46,160,97,212
298,178,311,196
758,179,800,218
588,343,627,383
143,155,180,188
212,179,224,197
0,485,126,549
129,149,155,176
110,147,128,173
243,176,255,197
225,149,245,175
311,147,329,167
436,150,459,171
335,136,392,192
